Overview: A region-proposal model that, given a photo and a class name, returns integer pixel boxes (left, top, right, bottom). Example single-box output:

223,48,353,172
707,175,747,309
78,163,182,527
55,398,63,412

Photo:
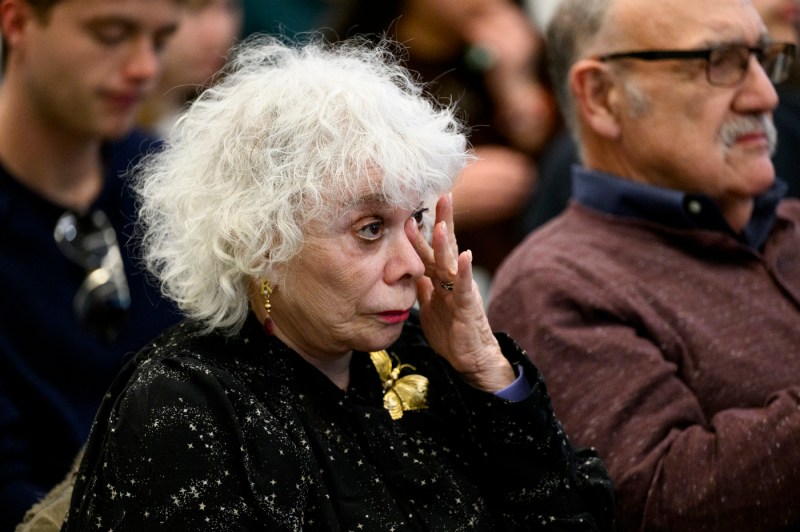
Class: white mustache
720,114,777,155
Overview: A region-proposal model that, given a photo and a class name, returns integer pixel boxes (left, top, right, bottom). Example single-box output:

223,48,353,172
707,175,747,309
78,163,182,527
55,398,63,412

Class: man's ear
570,59,622,139
1,0,34,50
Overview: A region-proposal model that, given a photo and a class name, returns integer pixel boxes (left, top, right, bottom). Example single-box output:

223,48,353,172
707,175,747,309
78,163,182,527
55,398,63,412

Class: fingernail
440,221,447,231
467,249,473,262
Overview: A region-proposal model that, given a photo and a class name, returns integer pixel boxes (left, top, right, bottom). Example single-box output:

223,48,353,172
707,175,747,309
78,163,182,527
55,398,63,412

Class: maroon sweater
489,199,800,531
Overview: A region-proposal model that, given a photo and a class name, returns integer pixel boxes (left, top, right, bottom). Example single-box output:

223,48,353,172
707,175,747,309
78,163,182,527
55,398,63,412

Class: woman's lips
377,309,411,324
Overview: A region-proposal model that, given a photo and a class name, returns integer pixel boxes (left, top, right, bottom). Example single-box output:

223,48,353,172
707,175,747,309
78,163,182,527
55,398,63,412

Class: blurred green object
240,0,335,38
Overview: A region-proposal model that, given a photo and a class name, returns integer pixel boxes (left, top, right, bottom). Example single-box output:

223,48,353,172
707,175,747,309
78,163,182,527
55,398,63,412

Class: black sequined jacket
63,313,614,531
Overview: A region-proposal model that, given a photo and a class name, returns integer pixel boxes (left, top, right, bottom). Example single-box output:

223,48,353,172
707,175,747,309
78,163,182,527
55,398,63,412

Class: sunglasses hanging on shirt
54,209,131,342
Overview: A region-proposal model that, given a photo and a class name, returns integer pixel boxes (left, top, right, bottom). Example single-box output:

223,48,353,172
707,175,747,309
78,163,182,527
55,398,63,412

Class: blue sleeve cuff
494,365,531,402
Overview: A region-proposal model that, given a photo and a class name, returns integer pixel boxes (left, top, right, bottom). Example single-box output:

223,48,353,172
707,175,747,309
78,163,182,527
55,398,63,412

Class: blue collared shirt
571,166,788,250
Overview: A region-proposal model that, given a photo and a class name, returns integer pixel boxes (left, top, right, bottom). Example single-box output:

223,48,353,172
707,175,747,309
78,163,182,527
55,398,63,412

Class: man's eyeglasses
54,209,130,342
597,42,797,87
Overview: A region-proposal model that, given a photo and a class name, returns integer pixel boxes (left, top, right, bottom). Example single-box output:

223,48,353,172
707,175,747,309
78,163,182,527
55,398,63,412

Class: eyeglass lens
709,44,794,86
54,209,131,342
765,46,794,83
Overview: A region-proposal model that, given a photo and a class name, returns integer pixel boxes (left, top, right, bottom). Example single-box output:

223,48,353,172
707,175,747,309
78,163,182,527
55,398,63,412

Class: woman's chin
355,323,405,353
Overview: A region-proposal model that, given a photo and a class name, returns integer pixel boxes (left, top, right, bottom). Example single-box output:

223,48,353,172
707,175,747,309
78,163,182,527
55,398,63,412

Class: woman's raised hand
405,194,515,392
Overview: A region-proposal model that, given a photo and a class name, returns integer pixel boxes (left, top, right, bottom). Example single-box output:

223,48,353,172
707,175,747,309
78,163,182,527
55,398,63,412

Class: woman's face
270,196,428,361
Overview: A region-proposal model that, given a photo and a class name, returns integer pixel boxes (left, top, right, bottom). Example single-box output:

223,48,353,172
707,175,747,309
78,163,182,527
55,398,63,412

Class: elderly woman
62,37,613,531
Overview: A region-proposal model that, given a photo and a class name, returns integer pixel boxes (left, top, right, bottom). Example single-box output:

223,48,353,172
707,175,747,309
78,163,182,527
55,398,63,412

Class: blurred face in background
752,0,800,43
159,0,241,92
6,0,180,139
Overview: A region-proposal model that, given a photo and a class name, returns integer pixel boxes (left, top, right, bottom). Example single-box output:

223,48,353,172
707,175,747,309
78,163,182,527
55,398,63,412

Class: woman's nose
386,230,426,283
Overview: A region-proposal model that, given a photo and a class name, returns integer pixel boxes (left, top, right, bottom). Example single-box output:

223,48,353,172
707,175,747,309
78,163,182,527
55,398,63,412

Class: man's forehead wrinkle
607,0,766,51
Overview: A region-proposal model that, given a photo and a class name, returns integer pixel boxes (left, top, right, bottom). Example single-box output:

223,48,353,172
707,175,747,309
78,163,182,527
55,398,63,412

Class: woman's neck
248,291,352,390
285,345,352,391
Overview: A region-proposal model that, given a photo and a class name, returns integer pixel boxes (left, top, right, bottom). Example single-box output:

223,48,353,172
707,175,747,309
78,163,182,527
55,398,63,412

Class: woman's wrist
461,348,516,393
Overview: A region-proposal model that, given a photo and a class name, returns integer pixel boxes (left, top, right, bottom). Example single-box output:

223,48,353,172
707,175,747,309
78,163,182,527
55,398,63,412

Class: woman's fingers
407,193,463,289
432,221,458,289
415,274,434,307
435,193,458,253
455,249,473,294
432,194,459,289
406,217,440,281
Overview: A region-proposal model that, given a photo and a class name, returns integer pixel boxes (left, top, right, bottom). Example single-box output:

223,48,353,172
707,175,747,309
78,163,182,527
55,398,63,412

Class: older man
0,0,184,527
489,0,800,530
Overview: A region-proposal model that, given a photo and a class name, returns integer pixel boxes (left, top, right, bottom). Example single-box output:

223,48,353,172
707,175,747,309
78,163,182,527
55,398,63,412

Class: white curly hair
135,35,469,333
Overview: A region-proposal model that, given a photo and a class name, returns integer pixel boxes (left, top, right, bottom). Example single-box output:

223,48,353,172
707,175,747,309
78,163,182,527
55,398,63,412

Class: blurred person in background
340,0,559,280
137,0,242,136
491,0,800,528
522,0,562,33
755,0,800,197
0,0,183,528
237,0,331,39
753,0,800,43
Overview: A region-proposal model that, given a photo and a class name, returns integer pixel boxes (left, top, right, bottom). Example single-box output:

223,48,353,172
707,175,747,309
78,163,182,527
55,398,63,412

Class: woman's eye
411,208,428,227
356,221,384,241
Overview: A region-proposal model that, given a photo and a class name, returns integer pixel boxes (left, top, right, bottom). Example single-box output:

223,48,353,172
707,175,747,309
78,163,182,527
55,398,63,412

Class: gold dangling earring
261,279,274,335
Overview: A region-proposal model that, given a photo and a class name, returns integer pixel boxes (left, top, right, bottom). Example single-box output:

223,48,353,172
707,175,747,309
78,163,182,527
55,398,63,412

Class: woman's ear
569,59,622,139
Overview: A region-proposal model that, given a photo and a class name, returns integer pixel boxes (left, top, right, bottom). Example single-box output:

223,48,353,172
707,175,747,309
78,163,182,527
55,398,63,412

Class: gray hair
546,0,613,135
135,36,469,333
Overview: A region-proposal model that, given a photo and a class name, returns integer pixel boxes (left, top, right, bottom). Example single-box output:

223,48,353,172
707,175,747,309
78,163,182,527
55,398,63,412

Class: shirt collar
571,165,787,249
